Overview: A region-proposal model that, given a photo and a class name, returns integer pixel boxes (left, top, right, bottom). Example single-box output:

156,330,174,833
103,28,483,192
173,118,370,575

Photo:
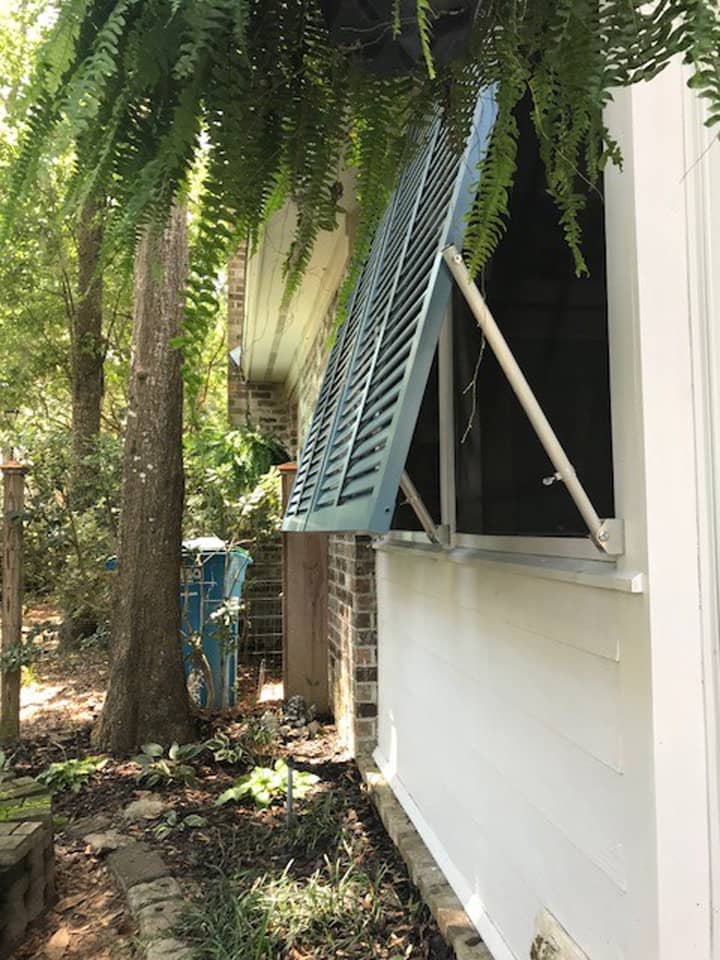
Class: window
453,98,614,539
396,95,615,550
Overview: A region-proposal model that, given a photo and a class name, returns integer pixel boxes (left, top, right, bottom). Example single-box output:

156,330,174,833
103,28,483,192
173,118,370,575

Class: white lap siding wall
374,64,719,960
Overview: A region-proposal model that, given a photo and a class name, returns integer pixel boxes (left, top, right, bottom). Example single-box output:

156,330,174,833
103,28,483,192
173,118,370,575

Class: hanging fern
3,0,719,399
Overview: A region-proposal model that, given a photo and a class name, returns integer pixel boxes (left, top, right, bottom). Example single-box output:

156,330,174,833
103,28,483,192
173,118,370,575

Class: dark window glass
454,96,614,537
392,353,440,531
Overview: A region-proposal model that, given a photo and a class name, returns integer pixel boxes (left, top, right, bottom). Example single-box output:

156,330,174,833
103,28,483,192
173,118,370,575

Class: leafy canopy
4,0,720,349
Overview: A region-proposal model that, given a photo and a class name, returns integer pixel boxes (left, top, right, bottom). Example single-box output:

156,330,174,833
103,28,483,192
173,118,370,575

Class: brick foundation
328,534,379,756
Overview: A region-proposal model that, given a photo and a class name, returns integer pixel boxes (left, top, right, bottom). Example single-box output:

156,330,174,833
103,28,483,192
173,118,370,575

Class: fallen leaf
46,926,70,959
54,893,85,914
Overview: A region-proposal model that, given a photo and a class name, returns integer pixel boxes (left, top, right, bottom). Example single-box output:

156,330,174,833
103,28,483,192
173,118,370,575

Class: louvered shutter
284,91,496,534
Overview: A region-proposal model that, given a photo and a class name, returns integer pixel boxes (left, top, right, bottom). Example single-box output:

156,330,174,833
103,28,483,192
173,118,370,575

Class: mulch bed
9,628,452,960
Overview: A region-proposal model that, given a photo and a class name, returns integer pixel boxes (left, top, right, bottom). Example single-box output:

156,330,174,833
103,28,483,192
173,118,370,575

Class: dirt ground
8,615,451,960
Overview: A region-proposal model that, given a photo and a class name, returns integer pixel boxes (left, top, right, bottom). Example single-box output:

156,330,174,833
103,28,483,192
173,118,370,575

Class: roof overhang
242,171,358,392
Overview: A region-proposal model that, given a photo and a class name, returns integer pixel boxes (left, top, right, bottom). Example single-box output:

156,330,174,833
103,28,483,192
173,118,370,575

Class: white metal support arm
400,471,441,544
443,245,623,557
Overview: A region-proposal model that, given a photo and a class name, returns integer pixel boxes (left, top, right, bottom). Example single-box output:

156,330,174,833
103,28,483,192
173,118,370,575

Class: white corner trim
375,538,645,594
373,746,518,960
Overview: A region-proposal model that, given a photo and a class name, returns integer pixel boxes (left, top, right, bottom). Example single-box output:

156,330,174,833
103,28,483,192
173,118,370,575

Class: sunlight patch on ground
20,677,105,729
259,680,283,703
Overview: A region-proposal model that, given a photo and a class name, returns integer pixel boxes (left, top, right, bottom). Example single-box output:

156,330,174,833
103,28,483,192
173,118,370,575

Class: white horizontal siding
377,548,641,960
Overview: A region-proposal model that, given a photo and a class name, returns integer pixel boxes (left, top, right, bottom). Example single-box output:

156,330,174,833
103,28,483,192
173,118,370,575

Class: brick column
327,534,378,756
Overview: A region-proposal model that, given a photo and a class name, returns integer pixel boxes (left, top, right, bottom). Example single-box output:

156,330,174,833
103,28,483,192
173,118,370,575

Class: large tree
96,204,193,752
3,0,718,750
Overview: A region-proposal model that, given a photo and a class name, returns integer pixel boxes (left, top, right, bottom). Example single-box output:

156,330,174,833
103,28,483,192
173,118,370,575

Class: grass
179,844,421,959
178,784,426,959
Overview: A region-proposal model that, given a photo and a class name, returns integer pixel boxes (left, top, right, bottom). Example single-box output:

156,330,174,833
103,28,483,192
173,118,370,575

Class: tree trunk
62,195,105,645
96,205,194,753
71,194,104,502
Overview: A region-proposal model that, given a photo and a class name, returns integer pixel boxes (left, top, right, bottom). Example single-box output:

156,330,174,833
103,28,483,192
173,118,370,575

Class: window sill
374,536,645,594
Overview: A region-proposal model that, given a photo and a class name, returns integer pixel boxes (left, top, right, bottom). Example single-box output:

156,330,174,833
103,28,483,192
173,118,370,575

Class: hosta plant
38,756,108,794
153,809,208,840
216,760,320,809
133,742,206,788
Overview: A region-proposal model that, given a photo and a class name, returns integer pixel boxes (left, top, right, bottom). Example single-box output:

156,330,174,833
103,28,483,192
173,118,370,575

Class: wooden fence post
1,460,27,743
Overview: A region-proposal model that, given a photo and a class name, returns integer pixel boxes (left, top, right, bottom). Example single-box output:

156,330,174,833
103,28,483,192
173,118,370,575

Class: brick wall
228,378,296,456
327,534,378,756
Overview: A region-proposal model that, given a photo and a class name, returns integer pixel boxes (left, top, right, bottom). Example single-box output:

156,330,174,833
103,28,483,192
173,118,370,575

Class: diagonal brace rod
443,245,619,555
400,471,440,544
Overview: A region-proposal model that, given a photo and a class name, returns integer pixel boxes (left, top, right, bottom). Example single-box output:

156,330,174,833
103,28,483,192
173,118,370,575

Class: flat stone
84,830,131,854
0,778,46,801
453,936,494,960
127,877,182,913
65,814,112,839
107,841,169,892
0,791,52,825
145,938,193,960
137,897,184,939
122,796,167,822
0,822,42,866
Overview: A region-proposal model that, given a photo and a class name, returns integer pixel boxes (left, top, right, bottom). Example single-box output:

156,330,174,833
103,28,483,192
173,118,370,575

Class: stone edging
106,841,191,960
356,754,492,960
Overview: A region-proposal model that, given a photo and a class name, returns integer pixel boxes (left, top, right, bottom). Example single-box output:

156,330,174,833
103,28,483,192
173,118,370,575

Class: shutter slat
283,90,497,534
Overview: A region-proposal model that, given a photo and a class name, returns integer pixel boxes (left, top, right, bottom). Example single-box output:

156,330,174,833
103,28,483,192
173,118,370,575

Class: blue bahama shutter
284,91,496,534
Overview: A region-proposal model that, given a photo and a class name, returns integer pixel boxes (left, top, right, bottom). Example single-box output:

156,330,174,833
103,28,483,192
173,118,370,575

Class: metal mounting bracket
400,471,443,545
443,244,624,557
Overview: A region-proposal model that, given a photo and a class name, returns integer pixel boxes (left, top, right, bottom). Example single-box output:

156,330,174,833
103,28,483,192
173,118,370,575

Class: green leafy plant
235,717,279,767
12,424,123,627
236,468,283,544
184,428,287,540
132,742,205,788
37,755,108,794
216,760,319,809
153,809,208,840
7,1,719,396
0,750,12,774
0,620,50,675
204,732,245,766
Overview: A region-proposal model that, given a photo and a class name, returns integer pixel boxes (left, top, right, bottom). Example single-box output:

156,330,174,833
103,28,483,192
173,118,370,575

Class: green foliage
8,423,122,626
184,427,287,541
231,717,279,767
0,749,12,773
204,732,246,767
133,741,205,787
178,852,418,959
37,755,108,793
153,809,208,840
3,0,719,371
0,631,43,675
235,469,283,544
216,760,319,809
